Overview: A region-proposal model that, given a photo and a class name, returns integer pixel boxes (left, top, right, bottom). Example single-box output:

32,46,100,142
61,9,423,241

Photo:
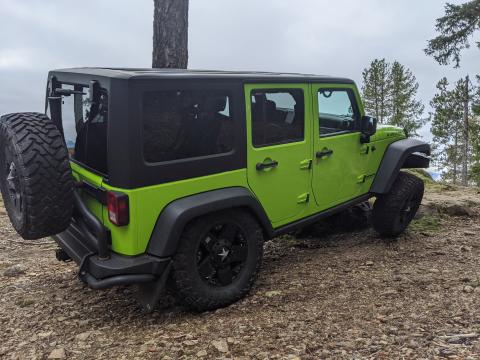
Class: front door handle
316,149,334,159
256,159,279,171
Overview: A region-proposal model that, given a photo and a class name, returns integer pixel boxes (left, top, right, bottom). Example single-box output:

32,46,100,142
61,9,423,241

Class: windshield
59,84,109,175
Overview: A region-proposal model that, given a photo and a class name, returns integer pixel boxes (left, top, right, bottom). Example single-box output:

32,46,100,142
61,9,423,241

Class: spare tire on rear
0,112,74,240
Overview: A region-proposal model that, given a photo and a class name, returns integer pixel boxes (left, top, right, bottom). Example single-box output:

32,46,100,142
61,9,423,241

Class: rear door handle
316,149,334,158
256,160,279,171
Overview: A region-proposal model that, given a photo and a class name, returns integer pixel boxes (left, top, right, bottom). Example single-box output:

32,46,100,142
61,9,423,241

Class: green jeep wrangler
0,68,430,311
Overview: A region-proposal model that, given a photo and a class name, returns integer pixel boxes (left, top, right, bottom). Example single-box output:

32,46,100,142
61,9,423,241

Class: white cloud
0,0,477,126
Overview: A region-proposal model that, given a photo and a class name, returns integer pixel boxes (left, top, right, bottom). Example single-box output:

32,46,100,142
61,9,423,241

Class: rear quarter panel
102,169,249,256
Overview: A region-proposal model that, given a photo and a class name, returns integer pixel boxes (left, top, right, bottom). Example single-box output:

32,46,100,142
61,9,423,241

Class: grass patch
404,169,458,192
409,215,442,233
427,182,458,192
275,235,301,247
405,169,435,184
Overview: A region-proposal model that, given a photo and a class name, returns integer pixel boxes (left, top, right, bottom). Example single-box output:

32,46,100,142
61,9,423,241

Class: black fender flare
146,187,273,257
370,138,430,194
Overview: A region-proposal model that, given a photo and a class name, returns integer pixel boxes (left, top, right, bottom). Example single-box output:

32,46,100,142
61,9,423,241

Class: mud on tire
372,171,424,238
0,112,74,240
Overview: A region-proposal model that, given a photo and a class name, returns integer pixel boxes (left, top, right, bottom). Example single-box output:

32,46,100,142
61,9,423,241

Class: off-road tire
372,172,424,238
0,112,74,239
171,209,263,311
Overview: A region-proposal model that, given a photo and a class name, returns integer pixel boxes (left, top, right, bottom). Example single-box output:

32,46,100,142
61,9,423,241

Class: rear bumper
53,218,171,289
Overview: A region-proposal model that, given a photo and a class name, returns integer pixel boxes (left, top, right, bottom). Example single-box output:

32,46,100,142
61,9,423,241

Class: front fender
370,138,430,194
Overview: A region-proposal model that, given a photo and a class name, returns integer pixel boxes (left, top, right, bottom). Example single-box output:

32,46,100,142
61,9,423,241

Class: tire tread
0,112,74,239
372,171,424,238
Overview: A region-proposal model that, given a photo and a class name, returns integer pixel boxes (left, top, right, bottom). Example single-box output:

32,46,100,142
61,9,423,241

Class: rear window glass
250,89,304,147
61,84,109,174
142,90,233,163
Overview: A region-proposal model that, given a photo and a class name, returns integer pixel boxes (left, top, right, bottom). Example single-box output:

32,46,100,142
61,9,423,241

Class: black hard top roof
51,67,355,84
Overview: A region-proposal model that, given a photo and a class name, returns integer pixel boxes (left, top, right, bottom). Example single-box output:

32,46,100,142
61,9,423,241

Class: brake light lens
107,191,129,226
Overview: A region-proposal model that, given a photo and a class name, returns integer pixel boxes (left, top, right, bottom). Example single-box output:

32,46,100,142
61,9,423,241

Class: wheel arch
370,138,430,195
146,187,273,257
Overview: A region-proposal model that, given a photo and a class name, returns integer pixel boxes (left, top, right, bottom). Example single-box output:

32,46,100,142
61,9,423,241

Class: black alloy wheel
171,209,263,311
196,222,249,287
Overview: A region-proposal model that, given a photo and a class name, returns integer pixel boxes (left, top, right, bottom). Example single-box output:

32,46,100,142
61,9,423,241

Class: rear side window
250,89,304,147
142,90,233,163
61,84,109,174
318,89,357,136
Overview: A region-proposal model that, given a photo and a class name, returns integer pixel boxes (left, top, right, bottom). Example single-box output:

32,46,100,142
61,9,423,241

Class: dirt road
1,185,480,359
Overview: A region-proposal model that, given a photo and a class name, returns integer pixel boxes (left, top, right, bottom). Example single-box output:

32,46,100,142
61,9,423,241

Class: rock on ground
3,264,26,277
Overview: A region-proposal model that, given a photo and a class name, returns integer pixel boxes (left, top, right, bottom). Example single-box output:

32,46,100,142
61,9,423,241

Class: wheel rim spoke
198,256,215,279
217,266,233,286
196,221,248,287
230,244,248,263
219,223,237,240
202,233,217,253
399,196,414,224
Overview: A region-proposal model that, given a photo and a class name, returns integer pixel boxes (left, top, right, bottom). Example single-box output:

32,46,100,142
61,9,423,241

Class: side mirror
360,115,377,143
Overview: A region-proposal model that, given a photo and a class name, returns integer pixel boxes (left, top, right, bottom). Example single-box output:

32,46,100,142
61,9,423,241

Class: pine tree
361,59,425,135
425,0,480,67
469,77,480,185
470,119,480,186
361,59,391,124
474,75,480,116
389,61,426,136
430,78,462,184
430,77,476,184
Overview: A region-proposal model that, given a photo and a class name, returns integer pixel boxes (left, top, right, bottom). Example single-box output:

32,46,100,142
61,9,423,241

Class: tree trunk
152,0,189,69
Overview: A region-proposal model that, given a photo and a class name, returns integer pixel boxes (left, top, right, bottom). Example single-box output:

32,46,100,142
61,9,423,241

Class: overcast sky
0,0,478,140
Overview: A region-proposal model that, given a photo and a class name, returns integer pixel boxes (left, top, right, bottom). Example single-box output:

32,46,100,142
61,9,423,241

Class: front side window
143,90,233,163
251,89,304,147
318,89,357,136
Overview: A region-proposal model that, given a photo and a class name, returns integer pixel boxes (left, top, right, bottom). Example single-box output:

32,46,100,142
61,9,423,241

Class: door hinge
297,193,310,204
299,159,312,170
358,173,376,183
357,174,367,183
360,145,370,155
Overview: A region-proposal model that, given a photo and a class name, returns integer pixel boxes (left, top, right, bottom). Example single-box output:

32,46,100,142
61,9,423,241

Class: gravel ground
1,186,480,360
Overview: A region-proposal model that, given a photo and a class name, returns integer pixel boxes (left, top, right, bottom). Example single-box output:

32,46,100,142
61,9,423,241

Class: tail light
107,191,129,226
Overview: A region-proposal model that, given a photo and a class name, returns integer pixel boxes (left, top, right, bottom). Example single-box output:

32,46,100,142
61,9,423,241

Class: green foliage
389,62,427,136
361,59,391,124
430,76,479,185
405,169,435,184
425,0,480,67
410,215,442,233
430,78,463,184
469,93,480,186
361,59,425,136
474,75,480,116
